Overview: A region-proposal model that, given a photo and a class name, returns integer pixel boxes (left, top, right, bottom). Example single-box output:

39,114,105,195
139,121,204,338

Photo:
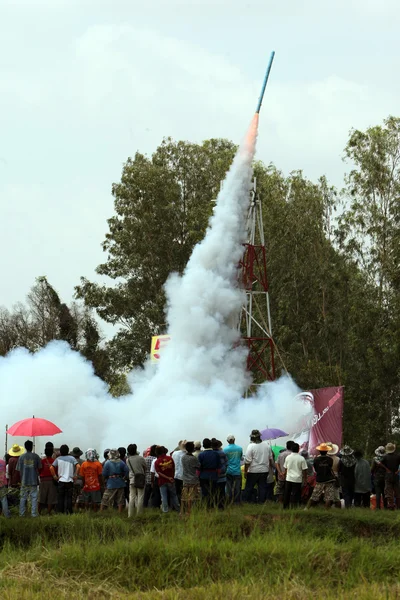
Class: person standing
193,442,202,458
0,455,10,518
244,430,275,504
379,443,400,510
51,444,78,514
198,438,221,507
126,444,146,517
144,445,157,508
213,439,227,509
79,449,103,511
306,443,337,509
154,447,180,513
172,440,186,503
17,440,41,518
275,441,294,502
283,442,308,509
371,446,387,510
338,446,357,508
39,446,57,515
353,450,371,508
7,444,24,508
224,435,243,504
181,441,200,517
71,447,84,510
101,449,129,513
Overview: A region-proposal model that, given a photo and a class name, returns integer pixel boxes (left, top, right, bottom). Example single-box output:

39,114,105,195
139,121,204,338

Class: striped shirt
145,455,155,485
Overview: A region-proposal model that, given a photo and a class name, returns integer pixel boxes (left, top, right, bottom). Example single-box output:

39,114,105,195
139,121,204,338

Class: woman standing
371,446,387,510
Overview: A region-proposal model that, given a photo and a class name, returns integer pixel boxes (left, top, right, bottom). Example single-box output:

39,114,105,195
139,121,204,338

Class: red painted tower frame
239,178,275,382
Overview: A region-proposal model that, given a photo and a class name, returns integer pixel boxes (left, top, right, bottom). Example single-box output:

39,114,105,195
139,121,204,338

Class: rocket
255,51,275,114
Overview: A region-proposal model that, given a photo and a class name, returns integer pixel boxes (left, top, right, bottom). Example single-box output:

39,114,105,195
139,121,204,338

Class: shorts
101,487,125,507
83,490,102,504
275,479,285,496
181,484,201,504
39,480,58,505
310,482,336,503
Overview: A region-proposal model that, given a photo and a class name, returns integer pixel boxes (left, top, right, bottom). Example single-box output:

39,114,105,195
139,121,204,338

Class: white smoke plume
0,116,311,455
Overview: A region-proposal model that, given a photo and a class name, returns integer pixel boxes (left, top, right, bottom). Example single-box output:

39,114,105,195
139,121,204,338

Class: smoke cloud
0,116,311,454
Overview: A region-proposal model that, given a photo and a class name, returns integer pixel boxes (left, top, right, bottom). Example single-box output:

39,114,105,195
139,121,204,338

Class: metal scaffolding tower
239,177,275,382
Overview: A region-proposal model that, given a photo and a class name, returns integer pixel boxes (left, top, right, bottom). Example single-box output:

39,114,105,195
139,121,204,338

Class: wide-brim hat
316,443,331,452
341,445,354,456
8,444,25,457
72,447,83,457
385,443,396,454
327,443,339,456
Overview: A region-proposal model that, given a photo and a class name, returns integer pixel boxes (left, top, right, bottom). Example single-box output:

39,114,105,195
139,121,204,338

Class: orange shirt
79,460,102,491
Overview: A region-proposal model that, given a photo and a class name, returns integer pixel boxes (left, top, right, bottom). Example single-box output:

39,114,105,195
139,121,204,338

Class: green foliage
75,138,236,369
2,508,400,599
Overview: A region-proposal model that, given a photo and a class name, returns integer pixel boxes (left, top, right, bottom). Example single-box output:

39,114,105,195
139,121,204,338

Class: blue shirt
198,449,221,481
223,443,243,476
16,452,42,486
103,460,128,489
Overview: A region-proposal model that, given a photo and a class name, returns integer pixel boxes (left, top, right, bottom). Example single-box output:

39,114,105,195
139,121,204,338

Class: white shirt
244,442,273,473
53,455,77,483
150,457,158,478
172,450,185,480
283,453,308,483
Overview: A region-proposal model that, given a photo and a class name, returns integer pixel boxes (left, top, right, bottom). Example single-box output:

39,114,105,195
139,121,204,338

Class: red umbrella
7,417,62,437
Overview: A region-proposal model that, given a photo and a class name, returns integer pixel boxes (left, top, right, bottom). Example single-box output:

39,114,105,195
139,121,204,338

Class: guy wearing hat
378,443,400,510
8,444,25,506
244,429,275,504
306,443,338,509
224,435,243,504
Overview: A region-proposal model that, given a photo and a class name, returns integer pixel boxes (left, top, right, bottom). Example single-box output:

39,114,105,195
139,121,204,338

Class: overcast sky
1,0,399,315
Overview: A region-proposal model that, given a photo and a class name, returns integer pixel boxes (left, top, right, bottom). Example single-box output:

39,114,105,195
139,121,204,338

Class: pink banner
308,386,344,453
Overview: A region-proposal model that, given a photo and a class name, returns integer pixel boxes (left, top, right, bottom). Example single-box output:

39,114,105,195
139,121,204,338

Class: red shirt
155,455,175,486
40,456,55,480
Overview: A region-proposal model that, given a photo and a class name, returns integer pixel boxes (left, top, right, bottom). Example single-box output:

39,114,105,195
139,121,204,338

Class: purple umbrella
260,428,289,441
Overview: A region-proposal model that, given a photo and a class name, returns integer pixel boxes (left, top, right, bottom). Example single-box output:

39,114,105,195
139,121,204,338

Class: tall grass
1,506,400,598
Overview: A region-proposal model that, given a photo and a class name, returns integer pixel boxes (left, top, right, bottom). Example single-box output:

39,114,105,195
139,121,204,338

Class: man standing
379,443,400,510
353,450,371,508
213,439,227,509
224,434,243,504
8,444,24,508
306,443,337,509
181,441,200,517
244,430,275,504
275,441,294,502
51,444,78,514
172,440,186,503
17,440,41,518
154,446,180,513
144,445,157,508
198,438,221,507
283,442,308,509
71,447,84,510
126,444,146,517
79,449,103,511
101,449,129,513
39,446,57,515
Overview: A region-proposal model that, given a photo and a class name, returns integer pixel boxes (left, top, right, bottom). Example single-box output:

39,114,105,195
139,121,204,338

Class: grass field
1,505,400,599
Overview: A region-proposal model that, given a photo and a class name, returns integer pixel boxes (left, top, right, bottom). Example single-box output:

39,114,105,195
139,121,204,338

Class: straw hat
8,444,25,457
316,443,331,452
327,443,339,456
385,443,396,454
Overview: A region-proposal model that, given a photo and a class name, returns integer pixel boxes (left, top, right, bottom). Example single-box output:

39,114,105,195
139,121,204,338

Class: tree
76,138,236,370
336,116,400,446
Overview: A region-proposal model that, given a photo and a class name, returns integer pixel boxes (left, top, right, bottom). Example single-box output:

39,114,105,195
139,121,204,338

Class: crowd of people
0,429,399,518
